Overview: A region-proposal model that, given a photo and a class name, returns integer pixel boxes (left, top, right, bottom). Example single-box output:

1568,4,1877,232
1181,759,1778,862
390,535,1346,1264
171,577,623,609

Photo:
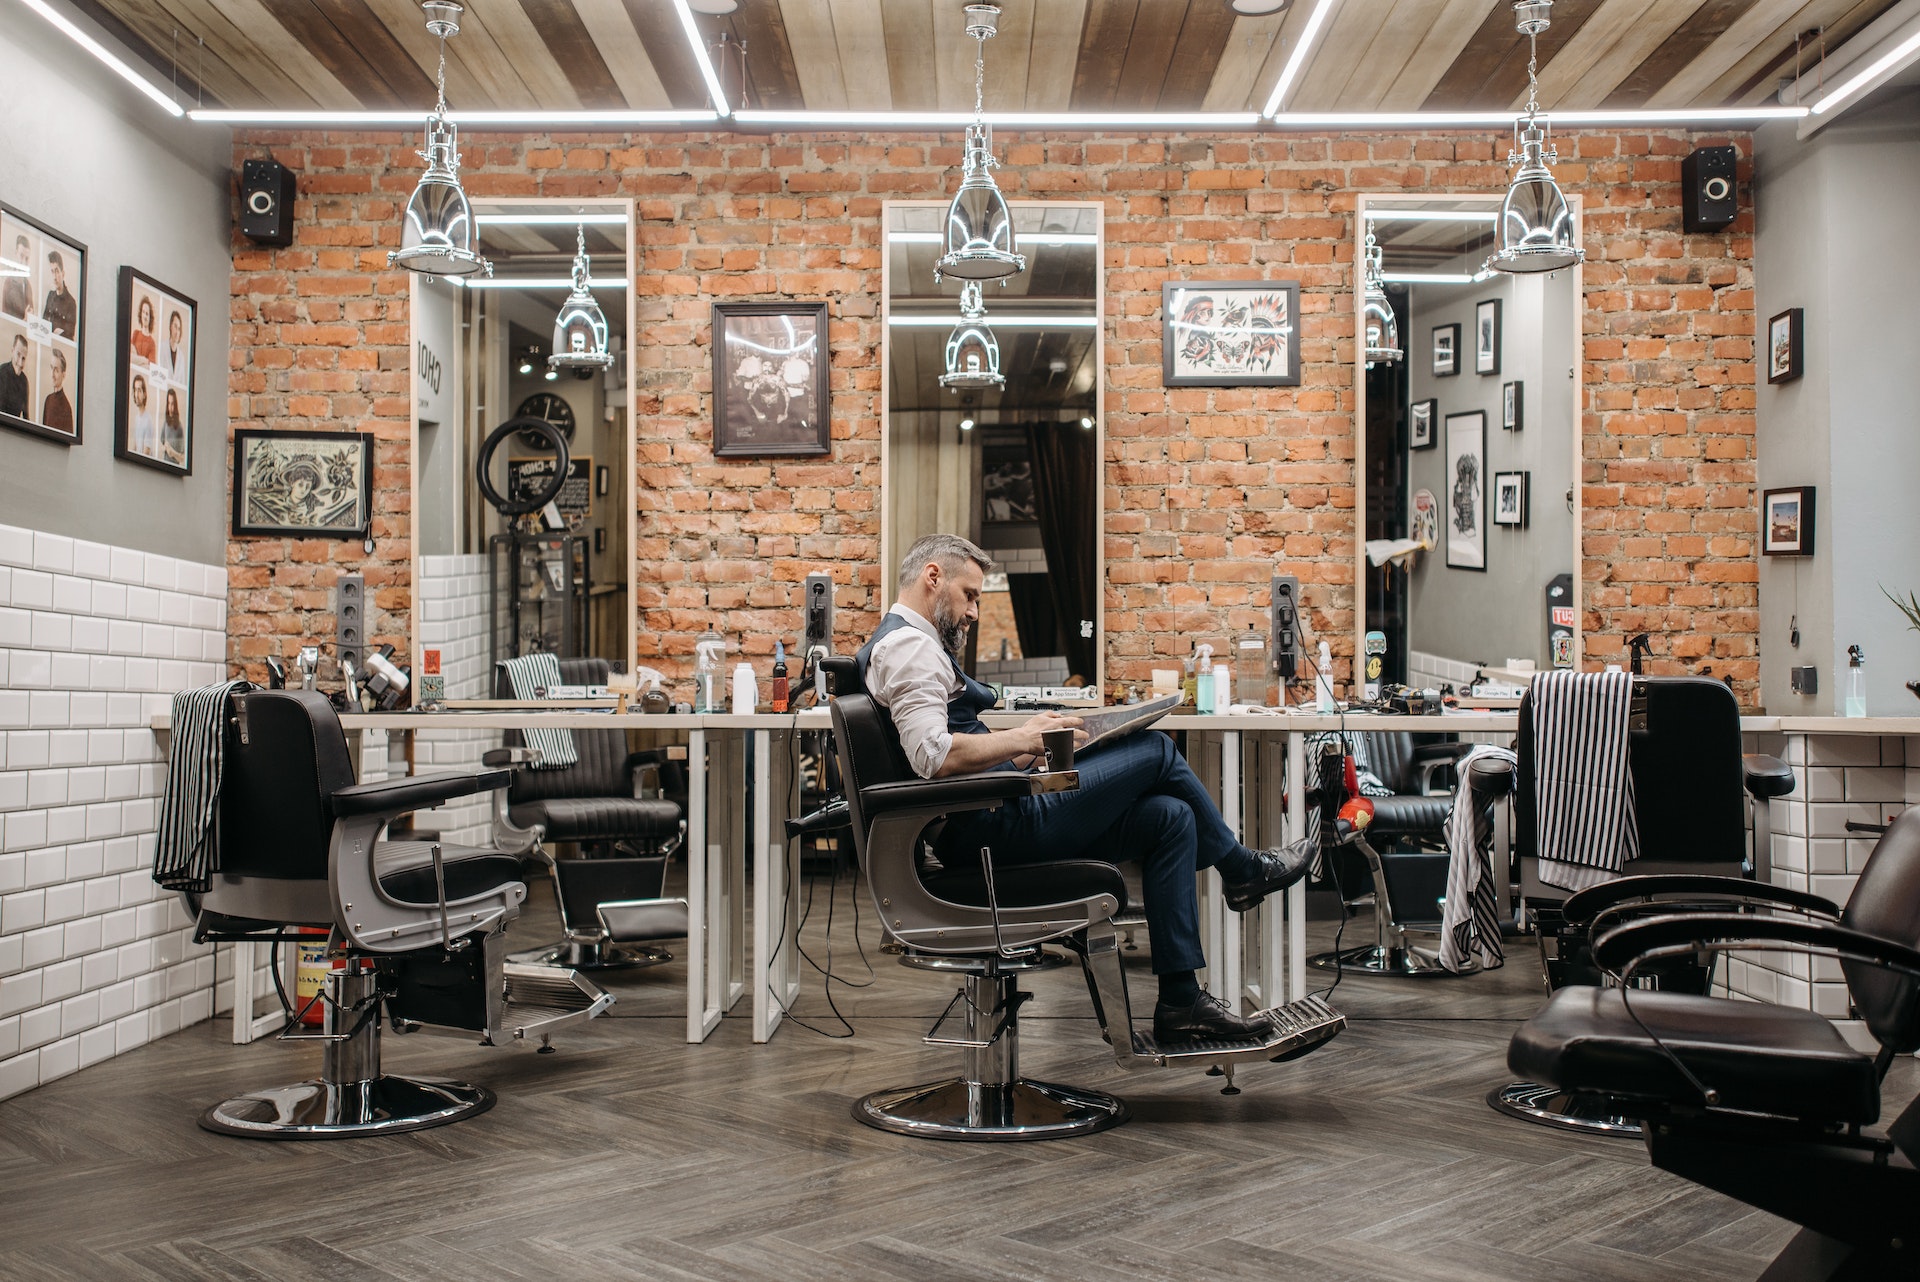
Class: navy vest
855,611,996,736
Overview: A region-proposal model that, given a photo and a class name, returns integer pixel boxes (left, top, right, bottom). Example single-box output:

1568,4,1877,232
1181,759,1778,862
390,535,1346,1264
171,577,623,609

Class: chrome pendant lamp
389,1,490,278
936,5,1025,283
1487,0,1582,275
1362,229,1403,367
939,282,1005,390
548,224,613,374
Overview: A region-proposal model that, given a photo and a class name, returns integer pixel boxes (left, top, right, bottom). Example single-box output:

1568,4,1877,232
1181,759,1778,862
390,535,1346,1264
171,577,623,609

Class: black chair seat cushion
921,860,1129,915
375,841,524,905
1366,793,1453,841
1510,986,1880,1125
509,796,681,842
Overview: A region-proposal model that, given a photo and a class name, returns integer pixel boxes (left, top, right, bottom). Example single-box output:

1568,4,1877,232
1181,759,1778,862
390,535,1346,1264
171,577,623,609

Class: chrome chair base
199,1075,495,1140
1486,1081,1645,1137
509,938,671,971
855,1077,1128,1142
1308,942,1473,977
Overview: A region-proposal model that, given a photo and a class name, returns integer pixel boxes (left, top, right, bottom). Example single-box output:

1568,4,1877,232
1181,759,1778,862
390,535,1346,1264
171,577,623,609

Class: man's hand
935,712,1087,777
1016,711,1087,757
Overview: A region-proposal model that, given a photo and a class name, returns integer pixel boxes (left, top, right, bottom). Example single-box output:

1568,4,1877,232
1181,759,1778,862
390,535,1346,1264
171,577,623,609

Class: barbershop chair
1485,675,1795,1134
491,657,688,970
1506,807,1920,1280
823,658,1344,1141
188,689,610,1139
1310,731,1478,977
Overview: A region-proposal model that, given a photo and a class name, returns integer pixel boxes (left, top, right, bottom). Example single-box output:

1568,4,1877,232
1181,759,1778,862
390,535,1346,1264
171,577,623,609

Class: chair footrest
1131,995,1346,1065
500,963,613,1041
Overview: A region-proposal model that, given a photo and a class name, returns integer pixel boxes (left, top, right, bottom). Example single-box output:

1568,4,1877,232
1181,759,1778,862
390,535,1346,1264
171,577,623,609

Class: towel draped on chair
1439,743,1515,973
500,654,580,769
1531,669,1638,893
152,679,252,893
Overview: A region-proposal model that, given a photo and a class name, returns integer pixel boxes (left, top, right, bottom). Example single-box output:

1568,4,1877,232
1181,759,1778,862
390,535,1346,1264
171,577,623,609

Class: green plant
1882,584,1920,635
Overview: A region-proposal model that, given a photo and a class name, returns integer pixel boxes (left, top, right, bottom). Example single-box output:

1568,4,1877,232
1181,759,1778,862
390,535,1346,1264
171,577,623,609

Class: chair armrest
1563,874,1840,928
333,769,512,819
1743,753,1795,800
1411,741,1475,766
482,747,541,768
861,770,1076,817
1464,755,1516,797
1594,912,1920,983
628,746,687,767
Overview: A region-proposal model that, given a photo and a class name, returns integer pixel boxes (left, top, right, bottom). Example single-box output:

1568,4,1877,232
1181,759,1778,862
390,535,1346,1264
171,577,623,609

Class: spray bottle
1846,645,1867,718
1194,644,1215,714
1315,640,1336,712
694,630,726,714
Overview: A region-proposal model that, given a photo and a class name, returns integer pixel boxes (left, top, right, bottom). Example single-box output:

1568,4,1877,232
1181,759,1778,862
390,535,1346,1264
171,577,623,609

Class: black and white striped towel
1532,669,1638,892
500,653,578,769
152,679,251,893
1439,743,1516,973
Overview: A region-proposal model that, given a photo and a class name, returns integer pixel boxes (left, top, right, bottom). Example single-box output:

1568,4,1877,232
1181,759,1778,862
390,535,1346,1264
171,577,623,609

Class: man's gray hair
898,533,993,590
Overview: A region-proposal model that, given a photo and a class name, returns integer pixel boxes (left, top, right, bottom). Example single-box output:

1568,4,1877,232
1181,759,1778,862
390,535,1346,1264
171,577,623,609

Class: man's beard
930,595,970,657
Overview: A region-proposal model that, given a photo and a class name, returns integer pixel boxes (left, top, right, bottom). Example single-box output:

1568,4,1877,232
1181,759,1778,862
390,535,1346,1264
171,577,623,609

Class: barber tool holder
488,531,591,668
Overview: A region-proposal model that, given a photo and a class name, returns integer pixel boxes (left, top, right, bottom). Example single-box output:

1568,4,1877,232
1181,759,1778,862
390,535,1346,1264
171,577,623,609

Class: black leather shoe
1222,837,1315,912
1153,992,1274,1045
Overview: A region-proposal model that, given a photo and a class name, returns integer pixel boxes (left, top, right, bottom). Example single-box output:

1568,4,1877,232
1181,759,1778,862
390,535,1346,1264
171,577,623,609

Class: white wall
0,13,232,566
1755,90,1920,713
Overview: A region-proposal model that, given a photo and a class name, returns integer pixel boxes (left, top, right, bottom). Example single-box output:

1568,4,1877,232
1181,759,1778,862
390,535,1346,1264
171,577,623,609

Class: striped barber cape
152,679,252,893
1531,669,1639,893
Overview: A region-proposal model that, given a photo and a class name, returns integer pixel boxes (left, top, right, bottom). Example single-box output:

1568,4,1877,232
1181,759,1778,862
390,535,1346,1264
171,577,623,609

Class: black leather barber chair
1485,675,1796,1134
1310,731,1479,977
491,657,688,969
1506,807,1920,1280
823,658,1344,1141
188,690,610,1139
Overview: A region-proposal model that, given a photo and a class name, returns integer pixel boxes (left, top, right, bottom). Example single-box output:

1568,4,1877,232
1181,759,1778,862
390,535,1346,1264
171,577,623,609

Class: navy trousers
934,731,1243,975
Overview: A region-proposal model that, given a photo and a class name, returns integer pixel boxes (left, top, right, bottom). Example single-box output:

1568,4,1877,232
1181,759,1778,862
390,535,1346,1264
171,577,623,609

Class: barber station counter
148,705,1920,1046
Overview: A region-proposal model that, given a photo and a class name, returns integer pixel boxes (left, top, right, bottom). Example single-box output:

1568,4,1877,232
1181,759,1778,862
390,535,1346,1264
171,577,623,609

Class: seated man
861,534,1313,1044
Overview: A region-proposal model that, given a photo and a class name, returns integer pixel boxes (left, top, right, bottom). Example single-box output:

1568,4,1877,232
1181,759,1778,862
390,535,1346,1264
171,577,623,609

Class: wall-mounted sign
509,453,592,530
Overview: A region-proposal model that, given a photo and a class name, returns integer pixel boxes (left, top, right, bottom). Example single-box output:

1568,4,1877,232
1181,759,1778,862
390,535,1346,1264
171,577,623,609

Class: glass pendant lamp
548,225,613,373
389,2,490,278
1362,230,1403,367
940,282,1004,390
936,5,1025,283
1488,0,1582,275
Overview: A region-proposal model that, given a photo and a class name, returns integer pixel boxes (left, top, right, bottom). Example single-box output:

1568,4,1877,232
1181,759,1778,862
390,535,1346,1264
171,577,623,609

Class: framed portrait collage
0,201,85,447
115,267,197,475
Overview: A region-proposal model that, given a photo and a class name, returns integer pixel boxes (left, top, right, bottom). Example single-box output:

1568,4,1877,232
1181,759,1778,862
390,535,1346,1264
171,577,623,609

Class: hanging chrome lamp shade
940,282,1004,390
548,225,613,373
1362,230,1402,367
935,5,1025,283
1488,1,1582,275
389,2,490,278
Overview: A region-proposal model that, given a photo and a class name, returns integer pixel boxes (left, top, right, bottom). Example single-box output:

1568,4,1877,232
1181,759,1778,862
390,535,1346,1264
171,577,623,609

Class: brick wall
226,128,1759,702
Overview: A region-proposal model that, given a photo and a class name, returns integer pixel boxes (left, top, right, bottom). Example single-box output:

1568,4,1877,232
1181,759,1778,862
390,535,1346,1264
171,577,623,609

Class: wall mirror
1354,192,1582,695
410,197,636,697
881,199,1104,695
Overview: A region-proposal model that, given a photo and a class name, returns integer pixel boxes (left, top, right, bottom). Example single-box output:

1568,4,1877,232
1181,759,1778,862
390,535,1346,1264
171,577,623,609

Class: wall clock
513,390,575,448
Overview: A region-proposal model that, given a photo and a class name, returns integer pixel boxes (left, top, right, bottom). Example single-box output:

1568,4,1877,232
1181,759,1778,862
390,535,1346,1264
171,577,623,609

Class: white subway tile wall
415,555,493,845
0,524,229,1102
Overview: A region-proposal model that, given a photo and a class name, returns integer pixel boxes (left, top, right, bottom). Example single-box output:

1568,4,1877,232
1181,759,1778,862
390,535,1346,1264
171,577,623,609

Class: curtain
1024,422,1099,683
1005,574,1059,661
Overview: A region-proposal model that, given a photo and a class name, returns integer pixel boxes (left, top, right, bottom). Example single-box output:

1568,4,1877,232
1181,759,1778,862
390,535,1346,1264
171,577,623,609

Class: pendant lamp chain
935,4,1024,282
389,1,490,277
1486,0,1582,274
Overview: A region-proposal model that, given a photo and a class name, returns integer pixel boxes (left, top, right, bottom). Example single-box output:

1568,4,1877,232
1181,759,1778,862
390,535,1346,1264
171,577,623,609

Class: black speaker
240,159,296,246
1681,145,1736,233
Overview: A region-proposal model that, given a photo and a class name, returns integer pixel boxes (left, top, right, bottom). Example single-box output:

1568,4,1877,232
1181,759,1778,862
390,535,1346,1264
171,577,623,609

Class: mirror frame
407,195,639,683
1351,190,1585,680
879,197,1106,694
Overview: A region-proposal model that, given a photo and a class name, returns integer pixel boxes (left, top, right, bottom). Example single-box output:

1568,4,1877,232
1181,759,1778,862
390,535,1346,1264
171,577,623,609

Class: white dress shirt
866,604,963,779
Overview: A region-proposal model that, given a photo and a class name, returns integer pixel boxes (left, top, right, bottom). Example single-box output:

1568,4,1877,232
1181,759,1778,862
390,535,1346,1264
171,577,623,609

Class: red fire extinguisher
293,928,331,1026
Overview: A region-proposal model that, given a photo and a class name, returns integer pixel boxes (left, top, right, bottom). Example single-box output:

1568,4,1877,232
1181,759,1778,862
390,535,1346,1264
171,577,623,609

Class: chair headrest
821,656,863,697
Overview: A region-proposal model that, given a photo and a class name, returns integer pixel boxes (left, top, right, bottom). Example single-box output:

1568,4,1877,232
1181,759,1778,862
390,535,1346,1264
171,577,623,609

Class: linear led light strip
1381,270,1496,284
453,277,628,289
670,0,731,117
890,231,1098,244
476,213,629,226
1810,25,1920,114
17,0,182,117
733,111,1262,127
188,110,720,125
1261,0,1340,117
1365,210,1500,223
888,315,1098,328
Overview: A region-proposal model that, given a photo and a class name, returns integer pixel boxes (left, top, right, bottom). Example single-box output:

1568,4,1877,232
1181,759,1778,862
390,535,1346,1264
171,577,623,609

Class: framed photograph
232,430,374,538
1493,470,1530,528
0,202,86,446
1431,323,1459,377
712,301,830,457
981,446,1038,526
1762,486,1815,557
1767,308,1803,384
1162,280,1301,387
1444,410,1486,571
1502,380,1523,431
114,267,196,475
1475,298,1502,375
1410,397,1437,450
595,463,610,496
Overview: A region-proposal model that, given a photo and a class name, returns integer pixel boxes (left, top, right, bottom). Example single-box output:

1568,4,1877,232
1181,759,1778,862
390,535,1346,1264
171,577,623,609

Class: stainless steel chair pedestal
854,967,1128,1142
510,932,671,971
1486,1081,1645,1137
1309,940,1470,977
200,965,494,1140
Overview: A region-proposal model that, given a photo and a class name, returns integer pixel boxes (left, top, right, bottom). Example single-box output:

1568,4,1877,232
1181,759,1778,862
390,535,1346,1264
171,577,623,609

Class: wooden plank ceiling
76,0,1903,114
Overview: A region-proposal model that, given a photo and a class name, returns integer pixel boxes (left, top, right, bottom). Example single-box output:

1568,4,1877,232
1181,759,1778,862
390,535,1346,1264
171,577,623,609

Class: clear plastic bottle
1194,644,1215,714
1315,640,1336,712
1236,624,1267,706
694,630,726,713
1845,645,1867,718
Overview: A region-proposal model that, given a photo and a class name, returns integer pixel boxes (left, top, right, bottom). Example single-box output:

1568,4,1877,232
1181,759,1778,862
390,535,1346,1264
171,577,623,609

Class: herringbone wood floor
2,868,1909,1282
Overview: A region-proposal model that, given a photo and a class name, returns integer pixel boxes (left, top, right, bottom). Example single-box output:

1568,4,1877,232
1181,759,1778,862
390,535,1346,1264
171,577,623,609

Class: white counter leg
1287,731,1308,1003
685,727,722,1043
1220,730,1243,1014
